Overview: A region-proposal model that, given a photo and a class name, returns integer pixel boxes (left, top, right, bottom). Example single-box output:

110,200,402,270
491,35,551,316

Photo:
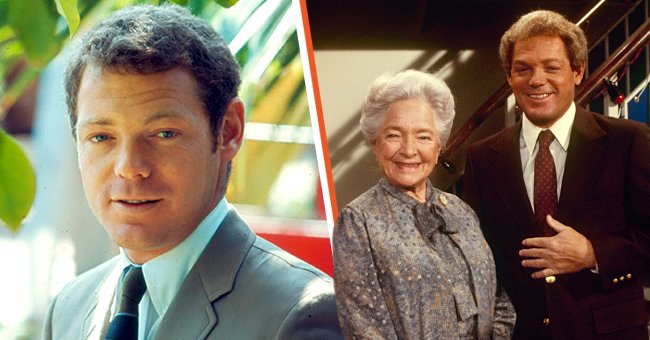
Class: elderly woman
333,70,516,339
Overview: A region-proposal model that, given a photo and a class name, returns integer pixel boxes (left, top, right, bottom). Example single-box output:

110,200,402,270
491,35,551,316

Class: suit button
545,276,556,284
543,318,550,326
613,278,619,284
620,276,625,281
626,273,632,279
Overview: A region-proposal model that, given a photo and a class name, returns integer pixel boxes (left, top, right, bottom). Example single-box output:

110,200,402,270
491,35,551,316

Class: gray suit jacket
42,210,343,339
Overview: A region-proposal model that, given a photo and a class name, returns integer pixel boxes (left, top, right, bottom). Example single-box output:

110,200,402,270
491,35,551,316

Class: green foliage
214,0,238,8
7,0,60,67
0,130,35,232
55,0,81,37
0,0,76,231
0,0,8,26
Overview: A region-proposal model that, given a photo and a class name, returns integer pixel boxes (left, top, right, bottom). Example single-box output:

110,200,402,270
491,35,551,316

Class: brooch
438,194,448,206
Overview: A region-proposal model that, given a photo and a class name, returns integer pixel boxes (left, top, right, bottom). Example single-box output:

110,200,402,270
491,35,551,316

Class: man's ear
219,98,245,161
573,62,586,86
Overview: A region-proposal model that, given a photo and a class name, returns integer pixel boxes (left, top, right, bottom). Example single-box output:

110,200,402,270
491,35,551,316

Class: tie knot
538,129,555,148
119,266,147,315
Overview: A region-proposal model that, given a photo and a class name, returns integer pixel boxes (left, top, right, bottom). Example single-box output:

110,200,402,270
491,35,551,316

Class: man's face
507,35,584,128
76,65,243,264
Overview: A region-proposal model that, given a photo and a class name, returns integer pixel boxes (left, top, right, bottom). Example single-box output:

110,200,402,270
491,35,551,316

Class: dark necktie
534,129,558,236
105,266,147,340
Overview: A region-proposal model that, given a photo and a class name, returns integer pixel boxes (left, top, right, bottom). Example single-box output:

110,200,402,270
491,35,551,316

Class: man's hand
519,215,597,279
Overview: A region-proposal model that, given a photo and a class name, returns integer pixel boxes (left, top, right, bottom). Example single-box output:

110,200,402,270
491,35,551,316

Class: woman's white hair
360,69,455,147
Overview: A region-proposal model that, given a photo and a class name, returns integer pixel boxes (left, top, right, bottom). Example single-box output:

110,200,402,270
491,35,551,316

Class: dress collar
378,177,458,234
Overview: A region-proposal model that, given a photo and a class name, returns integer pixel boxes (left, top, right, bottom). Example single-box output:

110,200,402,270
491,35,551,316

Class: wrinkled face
76,65,243,264
508,35,584,128
372,99,440,201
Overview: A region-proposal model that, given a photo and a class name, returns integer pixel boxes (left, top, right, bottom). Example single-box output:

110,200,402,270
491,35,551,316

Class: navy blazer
464,107,650,339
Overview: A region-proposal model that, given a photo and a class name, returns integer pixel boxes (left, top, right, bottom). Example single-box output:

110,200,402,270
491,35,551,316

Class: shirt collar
521,101,575,155
118,197,230,318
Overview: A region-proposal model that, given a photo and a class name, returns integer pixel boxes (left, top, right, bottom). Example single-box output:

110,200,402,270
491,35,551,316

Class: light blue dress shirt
115,198,230,339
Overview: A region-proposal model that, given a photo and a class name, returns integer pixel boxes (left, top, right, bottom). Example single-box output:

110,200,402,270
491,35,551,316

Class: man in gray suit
42,4,341,339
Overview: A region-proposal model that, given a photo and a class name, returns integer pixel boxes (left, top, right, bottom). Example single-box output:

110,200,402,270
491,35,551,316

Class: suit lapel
487,123,537,234
153,210,256,340
82,296,99,339
84,257,122,340
557,108,606,220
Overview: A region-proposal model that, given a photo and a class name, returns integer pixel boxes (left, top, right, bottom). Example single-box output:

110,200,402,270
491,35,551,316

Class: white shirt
519,102,576,211
113,198,231,340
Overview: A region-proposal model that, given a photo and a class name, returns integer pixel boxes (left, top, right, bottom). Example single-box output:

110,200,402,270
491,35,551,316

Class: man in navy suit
464,9,650,339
